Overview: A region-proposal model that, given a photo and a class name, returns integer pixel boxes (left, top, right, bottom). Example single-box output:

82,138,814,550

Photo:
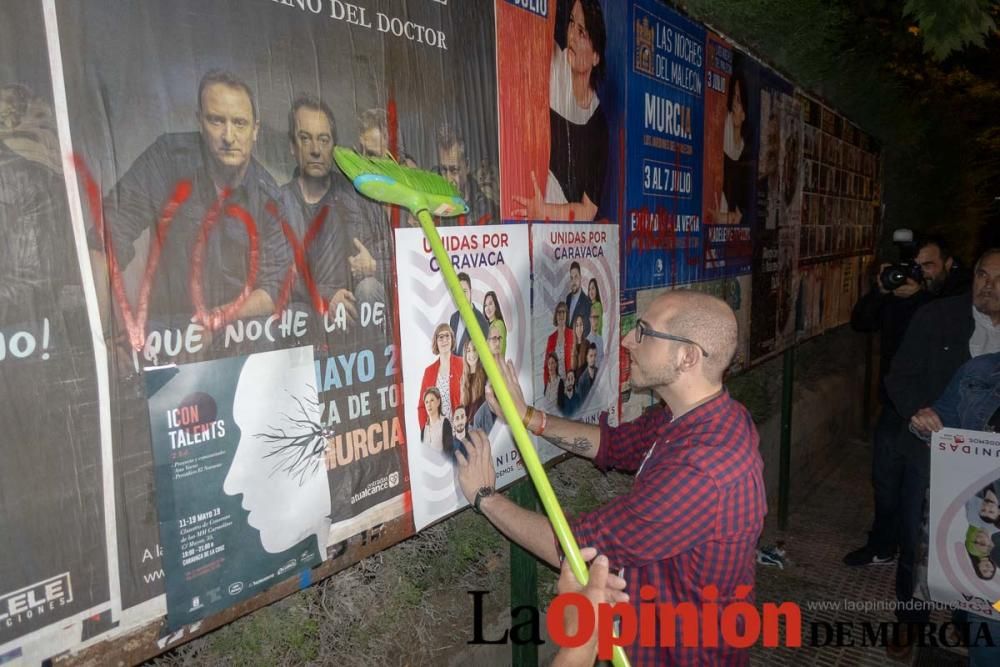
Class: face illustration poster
395,225,550,530
929,428,1000,619
531,223,619,425
145,347,328,630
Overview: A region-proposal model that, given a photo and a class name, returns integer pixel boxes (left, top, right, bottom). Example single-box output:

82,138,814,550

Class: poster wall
395,225,540,530
531,223,620,425
497,0,626,225
929,428,1000,618
0,0,887,660
623,0,705,291
145,347,326,630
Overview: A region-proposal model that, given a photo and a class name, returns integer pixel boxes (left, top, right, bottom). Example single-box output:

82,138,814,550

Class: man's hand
455,429,497,505
487,359,528,422
911,407,943,434
892,278,922,298
348,238,376,279
328,289,358,325
552,547,630,667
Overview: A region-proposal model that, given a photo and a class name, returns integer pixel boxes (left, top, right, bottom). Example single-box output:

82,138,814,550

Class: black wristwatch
473,486,496,514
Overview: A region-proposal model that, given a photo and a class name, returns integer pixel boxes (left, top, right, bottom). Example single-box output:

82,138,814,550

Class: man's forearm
527,409,601,459
478,494,560,568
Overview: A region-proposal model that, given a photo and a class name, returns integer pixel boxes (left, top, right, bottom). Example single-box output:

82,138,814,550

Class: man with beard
279,94,386,325
456,290,766,665
565,261,592,339
575,343,599,402
914,236,971,298
88,70,290,338
881,248,1000,659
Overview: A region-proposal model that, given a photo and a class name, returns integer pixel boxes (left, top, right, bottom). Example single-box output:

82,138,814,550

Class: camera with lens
879,261,924,292
878,228,924,292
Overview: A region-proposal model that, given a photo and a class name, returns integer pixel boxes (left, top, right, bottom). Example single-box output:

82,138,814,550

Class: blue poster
623,0,705,291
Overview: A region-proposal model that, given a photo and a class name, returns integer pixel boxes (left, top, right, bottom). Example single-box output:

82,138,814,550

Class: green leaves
903,0,997,60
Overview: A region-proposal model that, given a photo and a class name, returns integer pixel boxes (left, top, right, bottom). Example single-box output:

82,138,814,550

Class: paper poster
497,0,626,224
701,33,756,278
622,0,705,291
395,225,538,530
748,72,801,363
145,347,327,629
531,223,619,425
0,0,111,656
929,428,1000,618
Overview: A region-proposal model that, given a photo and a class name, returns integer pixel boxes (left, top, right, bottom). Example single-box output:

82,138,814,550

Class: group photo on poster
531,223,619,424
497,0,625,223
701,34,756,278
0,0,111,658
145,347,326,629
929,428,1000,618
624,0,705,290
395,225,551,530
55,0,498,619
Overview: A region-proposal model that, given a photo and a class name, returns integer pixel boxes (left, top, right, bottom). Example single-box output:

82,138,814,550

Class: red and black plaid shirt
565,390,767,666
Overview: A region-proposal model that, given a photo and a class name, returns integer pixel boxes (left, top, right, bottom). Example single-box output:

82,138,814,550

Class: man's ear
945,257,954,271
678,345,700,372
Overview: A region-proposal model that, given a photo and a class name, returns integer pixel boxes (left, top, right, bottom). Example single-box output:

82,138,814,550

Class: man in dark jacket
880,248,1000,659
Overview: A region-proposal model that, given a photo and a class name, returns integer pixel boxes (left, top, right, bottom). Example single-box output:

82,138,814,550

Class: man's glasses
634,319,709,357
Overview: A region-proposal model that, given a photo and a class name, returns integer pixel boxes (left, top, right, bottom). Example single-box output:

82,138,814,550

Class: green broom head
333,146,469,218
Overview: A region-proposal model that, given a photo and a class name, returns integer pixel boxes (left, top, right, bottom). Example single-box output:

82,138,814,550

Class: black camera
879,261,924,291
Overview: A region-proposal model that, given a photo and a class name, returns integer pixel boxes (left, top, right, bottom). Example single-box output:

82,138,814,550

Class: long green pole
415,210,631,667
778,345,795,531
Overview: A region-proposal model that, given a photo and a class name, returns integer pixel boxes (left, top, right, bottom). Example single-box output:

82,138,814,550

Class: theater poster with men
395,225,551,530
531,223,619,425
929,428,1000,618
55,0,498,625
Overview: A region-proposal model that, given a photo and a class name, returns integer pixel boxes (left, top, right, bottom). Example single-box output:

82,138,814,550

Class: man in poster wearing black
88,70,290,338
279,94,387,327
436,123,498,225
566,261,592,339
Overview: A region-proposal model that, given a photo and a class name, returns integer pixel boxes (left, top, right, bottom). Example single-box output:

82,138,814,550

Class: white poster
395,225,540,530
531,224,619,426
929,427,1000,617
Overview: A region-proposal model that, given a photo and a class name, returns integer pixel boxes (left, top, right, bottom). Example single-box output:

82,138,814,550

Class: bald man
457,290,766,665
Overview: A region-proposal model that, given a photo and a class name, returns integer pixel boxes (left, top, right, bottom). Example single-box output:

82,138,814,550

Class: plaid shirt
566,391,766,666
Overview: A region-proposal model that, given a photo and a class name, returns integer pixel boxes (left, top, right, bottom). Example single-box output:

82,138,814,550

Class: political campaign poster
929,428,1000,619
395,225,538,530
701,34,756,278
0,0,112,658
531,223,619,425
635,274,751,373
55,0,497,613
748,72,802,363
145,346,326,630
497,0,626,225
623,0,705,292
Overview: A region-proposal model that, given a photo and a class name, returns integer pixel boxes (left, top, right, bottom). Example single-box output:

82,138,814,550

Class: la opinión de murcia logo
0,573,73,628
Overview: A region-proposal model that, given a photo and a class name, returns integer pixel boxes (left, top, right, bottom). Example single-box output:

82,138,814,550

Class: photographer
843,242,934,568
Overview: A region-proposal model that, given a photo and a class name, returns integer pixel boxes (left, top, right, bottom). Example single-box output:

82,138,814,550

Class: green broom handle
415,210,631,667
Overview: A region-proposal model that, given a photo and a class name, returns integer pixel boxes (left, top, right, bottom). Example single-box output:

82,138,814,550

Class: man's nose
222,122,236,144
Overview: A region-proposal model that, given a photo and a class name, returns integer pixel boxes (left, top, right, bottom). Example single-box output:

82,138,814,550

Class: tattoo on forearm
544,434,592,454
